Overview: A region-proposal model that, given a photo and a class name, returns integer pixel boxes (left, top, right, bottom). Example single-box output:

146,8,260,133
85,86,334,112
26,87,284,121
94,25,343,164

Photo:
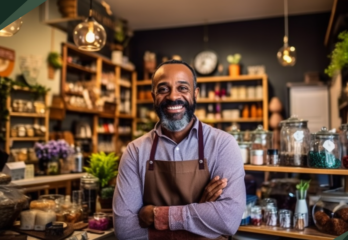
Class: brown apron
143,121,227,240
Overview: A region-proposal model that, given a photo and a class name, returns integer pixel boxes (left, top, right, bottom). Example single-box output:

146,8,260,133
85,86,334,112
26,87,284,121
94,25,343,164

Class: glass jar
340,123,348,168
250,206,262,226
88,212,109,230
250,150,264,165
260,198,277,222
312,189,348,236
308,127,341,169
238,86,247,99
279,116,310,167
238,142,251,164
250,125,272,163
294,213,305,231
266,149,279,166
279,209,292,228
265,207,278,226
229,125,244,142
80,173,100,216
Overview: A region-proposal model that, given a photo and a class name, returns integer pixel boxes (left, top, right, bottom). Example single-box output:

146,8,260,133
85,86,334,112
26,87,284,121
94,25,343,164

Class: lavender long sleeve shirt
113,119,246,240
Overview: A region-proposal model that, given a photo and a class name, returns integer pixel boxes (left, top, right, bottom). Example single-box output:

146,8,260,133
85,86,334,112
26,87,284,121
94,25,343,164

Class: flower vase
295,190,308,227
47,157,60,175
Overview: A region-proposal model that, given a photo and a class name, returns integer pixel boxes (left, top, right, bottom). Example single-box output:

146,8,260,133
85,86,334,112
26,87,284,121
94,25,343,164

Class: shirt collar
154,115,199,139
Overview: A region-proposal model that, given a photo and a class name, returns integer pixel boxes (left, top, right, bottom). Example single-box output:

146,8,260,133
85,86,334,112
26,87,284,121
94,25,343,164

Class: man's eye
158,87,169,93
179,86,188,92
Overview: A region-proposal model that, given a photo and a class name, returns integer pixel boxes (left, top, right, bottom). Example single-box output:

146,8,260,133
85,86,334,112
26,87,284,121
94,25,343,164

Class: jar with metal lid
279,209,292,228
250,206,262,226
250,125,272,163
339,123,348,168
279,115,310,167
265,207,278,226
238,142,251,164
229,126,244,142
266,149,279,166
308,127,341,169
80,174,99,216
260,198,277,222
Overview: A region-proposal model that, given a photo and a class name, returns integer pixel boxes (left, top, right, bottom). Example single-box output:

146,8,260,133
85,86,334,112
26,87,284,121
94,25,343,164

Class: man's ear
194,87,200,100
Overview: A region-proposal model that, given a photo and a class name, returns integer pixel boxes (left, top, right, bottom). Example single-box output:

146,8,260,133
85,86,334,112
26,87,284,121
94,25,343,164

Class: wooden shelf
197,75,266,83
66,105,100,114
137,99,153,104
99,112,116,119
197,98,263,103
10,112,46,118
119,79,132,88
136,80,152,86
97,132,115,135
65,91,84,97
238,226,335,240
67,62,96,74
201,118,263,123
11,137,45,141
244,165,348,175
44,17,84,32
118,114,134,119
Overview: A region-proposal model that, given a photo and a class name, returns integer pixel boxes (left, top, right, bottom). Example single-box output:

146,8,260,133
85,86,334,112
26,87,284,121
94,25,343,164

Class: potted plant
227,53,242,77
325,31,348,78
84,152,120,209
47,51,62,79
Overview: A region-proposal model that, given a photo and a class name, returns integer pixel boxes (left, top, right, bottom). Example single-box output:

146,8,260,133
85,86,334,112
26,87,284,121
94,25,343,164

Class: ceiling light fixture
73,0,106,51
277,0,296,66
0,17,23,37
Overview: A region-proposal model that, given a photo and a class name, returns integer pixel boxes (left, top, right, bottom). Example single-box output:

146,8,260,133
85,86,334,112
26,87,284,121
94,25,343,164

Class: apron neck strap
149,121,205,169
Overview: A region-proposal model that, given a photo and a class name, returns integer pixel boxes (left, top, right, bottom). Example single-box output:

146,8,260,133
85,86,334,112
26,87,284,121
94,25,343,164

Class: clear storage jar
250,125,272,163
279,116,310,167
312,189,348,236
229,126,244,142
308,127,341,169
250,206,262,226
238,142,251,164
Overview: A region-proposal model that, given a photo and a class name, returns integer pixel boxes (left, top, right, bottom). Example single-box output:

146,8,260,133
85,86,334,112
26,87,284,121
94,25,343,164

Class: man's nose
166,88,181,101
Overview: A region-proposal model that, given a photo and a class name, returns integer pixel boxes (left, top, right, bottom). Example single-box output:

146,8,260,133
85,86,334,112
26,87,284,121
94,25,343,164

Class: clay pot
57,0,77,18
269,97,283,113
229,64,240,77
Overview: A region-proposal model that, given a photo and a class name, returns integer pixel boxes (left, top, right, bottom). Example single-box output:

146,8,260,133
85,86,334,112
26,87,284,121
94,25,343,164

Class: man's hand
199,176,227,203
138,205,155,228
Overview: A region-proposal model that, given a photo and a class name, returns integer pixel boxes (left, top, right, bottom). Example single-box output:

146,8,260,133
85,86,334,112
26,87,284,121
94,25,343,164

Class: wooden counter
12,173,85,195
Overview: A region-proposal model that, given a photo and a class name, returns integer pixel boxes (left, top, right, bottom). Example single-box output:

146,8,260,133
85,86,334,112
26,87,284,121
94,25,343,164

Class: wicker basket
0,195,28,230
0,173,11,185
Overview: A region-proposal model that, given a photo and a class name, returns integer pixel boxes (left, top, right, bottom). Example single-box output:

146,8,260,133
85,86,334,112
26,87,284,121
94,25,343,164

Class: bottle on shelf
215,103,221,119
251,104,257,118
257,104,263,118
200,83,206,98
242,105,249,119
207,104,214,119
75,146,83,173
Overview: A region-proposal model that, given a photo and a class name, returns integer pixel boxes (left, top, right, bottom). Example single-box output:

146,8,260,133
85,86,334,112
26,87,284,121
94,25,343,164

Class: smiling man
113,60,246,240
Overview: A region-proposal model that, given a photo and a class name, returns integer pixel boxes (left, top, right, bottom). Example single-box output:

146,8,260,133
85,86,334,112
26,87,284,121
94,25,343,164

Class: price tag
293,131,304,142
323,140,335,152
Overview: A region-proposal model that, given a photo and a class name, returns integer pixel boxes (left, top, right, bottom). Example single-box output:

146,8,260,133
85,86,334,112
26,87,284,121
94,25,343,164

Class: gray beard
160,112,191,132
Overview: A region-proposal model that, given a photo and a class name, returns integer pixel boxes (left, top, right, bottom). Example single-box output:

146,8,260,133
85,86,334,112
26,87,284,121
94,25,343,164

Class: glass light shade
73,17,106,51
277,45,296,66
0,17,23,37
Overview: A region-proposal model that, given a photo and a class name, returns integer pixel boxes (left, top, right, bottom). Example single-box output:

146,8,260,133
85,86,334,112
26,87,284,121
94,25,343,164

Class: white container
112,51,123,65
247,86,256,99
239,142,251,164
34,210,56,231
20,210,38,230
256,85,263,99
239,86,247,99
251,150,264,165
230,110,240,119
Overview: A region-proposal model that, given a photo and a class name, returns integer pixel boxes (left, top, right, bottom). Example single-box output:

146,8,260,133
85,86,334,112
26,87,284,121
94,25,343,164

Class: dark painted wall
129,12,331,117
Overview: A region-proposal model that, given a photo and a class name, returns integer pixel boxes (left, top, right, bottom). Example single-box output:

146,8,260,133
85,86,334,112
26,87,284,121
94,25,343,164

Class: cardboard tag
323,140,335,152
293,131,304,142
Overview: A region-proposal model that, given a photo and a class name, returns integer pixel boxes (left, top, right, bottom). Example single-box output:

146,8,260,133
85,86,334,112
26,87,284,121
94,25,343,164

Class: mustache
159,99,189,108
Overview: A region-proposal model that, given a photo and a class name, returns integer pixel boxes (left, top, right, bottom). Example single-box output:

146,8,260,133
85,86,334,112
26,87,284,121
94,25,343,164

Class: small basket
0,192,28,230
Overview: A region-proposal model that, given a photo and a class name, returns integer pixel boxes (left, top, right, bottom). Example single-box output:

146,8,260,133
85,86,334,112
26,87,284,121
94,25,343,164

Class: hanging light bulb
73,0,106,51
0,17,23,37
277,0,296,66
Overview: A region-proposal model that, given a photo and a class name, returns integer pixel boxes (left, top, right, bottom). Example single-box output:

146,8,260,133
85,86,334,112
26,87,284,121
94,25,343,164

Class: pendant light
277,0,296,66
0,17,23,37
73,0,106,51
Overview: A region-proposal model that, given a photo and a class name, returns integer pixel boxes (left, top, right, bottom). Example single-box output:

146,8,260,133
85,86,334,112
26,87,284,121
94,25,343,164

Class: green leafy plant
47,52,62,69
101,186,115,199
84,152,120,188
325,31,348,77
296,179,311,199
227,53,242,64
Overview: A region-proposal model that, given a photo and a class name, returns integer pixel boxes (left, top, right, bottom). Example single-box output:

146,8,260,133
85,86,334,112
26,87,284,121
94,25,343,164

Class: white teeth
167,105,183,110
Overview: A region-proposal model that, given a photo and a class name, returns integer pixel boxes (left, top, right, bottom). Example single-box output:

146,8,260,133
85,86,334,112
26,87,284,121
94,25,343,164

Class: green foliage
47,52,62,69
101,186,115,199
325,31,348,77
84,152,120,188
296,179,311,199
227,53,242,64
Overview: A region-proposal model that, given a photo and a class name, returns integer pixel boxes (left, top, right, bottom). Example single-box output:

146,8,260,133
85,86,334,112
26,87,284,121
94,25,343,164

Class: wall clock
193,50,218,76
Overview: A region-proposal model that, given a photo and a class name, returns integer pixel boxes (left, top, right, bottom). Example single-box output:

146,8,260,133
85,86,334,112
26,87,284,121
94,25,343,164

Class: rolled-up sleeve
113,144,148,240
169,133,246,238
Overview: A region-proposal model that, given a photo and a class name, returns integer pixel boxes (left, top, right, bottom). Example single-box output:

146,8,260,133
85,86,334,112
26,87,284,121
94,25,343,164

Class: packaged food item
45,222,64,237
34,210,56,231
30,199,56,211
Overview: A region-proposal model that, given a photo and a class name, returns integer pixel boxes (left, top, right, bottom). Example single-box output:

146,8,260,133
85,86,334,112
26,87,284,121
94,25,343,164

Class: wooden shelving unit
5,90,49,153
60,43,136,154
244,165,348,175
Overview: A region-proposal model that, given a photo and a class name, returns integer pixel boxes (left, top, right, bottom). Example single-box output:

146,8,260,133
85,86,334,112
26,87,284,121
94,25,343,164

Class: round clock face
193,51,218,75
